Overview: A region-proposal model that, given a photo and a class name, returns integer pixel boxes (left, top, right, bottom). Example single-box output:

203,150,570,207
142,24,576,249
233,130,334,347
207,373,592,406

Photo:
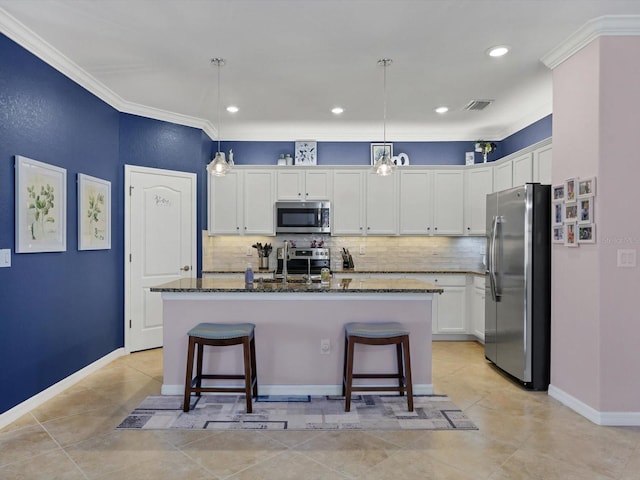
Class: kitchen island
151,277,442,397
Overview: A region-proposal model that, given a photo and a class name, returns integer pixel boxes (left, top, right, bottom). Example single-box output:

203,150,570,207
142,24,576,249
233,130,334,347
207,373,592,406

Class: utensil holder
258,256,269,270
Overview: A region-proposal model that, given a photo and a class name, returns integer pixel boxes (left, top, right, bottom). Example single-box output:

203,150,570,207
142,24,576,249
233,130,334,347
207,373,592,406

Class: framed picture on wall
552,184,565,202
564,177,578,203
578,223,596,244
15,155,67,253
564,222,578,247
552,225,564,244
578,197,593,224
564,203,578,223
578,177,596,197
78,174,111,250
553,203,564,225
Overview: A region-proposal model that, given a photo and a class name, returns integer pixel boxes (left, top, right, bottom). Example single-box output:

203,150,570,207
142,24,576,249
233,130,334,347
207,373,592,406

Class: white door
125,165,197,352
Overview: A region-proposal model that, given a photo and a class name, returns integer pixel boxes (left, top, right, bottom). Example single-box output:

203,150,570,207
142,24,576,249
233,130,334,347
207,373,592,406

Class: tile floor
1,341,639,479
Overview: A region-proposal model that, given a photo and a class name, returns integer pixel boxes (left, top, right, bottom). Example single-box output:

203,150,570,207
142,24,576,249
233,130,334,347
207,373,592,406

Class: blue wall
499,115,552,157
0,34,210,414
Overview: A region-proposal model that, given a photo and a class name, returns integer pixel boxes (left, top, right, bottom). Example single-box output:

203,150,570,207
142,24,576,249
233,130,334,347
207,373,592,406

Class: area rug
116,394,477,431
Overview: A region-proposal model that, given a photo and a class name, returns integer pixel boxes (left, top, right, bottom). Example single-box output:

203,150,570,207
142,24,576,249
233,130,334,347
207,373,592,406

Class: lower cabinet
470,276,485,342
417,274,467,335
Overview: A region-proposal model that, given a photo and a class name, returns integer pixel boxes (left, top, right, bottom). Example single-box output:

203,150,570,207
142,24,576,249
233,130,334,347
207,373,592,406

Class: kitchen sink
259,277,321,284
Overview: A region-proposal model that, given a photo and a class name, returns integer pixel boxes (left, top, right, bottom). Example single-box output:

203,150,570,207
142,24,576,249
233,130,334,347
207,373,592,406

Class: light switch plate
0,249,11,268
617,249,636,267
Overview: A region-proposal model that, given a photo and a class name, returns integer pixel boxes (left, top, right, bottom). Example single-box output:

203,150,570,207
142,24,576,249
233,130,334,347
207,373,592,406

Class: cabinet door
472,281,486,341
493,160,513,192
244,170,275,235
437,286,467,333
366,172,398,235
533,144,552,184
305,170,332,200
276,170,304,200
400,170,433,235
432,170,464,235
332,170,364,235
464,167,493,235
512,153,533,186
208,171,241,234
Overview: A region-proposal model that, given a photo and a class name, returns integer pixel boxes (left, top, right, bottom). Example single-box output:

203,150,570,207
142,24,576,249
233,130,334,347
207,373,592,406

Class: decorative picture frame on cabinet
78,174,111,250
370,143,393,166
552,225,564,243
564,177,577,203
578,197,593,224
15,155,67,253
294,141,317,165
564,222,578,247
578,177,596,197
578,223,596,244
552,184,565,202
564,203,578,223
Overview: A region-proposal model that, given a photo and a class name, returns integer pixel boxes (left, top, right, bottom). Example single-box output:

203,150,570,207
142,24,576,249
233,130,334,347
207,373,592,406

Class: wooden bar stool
183,322,258,413
342,321,413,412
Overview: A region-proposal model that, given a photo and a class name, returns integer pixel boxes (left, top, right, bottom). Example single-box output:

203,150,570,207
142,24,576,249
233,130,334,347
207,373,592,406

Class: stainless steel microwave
275,201,331,234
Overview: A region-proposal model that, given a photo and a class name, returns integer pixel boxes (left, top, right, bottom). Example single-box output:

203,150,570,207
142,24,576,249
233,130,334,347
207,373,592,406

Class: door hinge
129,319,132,328
129,254,132,262
129,185,134,196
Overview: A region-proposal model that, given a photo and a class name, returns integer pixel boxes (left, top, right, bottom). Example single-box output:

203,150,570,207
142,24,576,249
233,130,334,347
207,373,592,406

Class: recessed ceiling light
435,106,449,114
226,106,239,113
331,107,344,115
487,46,509,57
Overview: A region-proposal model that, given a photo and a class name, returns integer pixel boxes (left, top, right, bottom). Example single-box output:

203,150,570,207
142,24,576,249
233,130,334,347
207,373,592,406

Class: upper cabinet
512,152,533,186
493,160,513,192
208,170,275,236
399,169,464,235
533,144,552,184
365,171,398,235
276,169,332,201
332,170,365,235
464,166,493,235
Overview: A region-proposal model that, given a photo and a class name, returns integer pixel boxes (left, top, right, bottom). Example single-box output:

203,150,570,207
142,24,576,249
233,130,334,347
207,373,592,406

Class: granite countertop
151,277,443,294
202,269,486,276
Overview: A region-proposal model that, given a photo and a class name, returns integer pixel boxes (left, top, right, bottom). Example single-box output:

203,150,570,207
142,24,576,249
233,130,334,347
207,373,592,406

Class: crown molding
542,15,640,70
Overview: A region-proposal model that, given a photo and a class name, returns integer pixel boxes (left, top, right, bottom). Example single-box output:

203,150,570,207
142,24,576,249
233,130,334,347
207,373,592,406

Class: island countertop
151,277,443,294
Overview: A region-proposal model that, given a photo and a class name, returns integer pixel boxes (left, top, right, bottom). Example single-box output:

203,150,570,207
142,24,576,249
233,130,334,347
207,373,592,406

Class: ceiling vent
464,99,493,111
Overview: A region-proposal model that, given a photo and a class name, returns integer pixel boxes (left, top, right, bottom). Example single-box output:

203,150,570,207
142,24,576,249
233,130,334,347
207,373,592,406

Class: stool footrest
351,373,404,379
348,385,409,392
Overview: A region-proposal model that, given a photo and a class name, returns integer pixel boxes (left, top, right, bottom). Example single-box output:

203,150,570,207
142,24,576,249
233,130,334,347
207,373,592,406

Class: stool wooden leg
250,335,258,398
345,337,355,412
341,335,348,397
195,340,204,396
242,337,253,413
183,336,196,412
402,336,414,412
396,342,405,397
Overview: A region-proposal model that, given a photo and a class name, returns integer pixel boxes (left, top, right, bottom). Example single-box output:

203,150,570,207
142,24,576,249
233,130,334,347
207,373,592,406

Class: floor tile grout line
36,414,91,480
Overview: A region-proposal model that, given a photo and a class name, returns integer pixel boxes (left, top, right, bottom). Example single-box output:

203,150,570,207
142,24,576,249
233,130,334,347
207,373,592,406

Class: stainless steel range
276,247,331,278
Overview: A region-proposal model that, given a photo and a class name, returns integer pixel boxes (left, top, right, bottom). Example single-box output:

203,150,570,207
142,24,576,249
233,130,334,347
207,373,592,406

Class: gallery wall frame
553,175,597,247
78,174,111,250
15,155,67,253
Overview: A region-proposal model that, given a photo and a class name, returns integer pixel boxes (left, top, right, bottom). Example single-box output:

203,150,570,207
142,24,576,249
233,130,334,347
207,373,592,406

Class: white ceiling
2,0,640,142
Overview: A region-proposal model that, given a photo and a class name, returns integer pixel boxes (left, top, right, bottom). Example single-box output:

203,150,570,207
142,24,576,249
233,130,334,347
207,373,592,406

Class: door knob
180,265,190,271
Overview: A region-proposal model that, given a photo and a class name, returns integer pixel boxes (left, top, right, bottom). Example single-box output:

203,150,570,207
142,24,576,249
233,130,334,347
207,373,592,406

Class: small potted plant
475,141,497,163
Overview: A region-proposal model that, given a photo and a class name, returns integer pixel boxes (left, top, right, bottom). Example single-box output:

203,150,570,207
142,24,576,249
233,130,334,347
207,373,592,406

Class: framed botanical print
78,174,111,250
370,143,393,165
15,155,67,253
294,141,317,165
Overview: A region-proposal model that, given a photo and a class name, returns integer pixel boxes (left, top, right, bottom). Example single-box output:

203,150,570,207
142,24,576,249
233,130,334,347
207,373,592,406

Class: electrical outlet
246,246,253,256
359,245,365,255
320,338,330,355
0,249,10,268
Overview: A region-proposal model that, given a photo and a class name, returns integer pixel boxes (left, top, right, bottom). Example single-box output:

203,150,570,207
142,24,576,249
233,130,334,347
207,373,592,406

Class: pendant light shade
373,58,395,176
207,58,231,177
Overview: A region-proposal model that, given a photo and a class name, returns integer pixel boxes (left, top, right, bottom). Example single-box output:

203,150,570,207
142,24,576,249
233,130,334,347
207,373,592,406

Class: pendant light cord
378,58,392,150
212,58,225,154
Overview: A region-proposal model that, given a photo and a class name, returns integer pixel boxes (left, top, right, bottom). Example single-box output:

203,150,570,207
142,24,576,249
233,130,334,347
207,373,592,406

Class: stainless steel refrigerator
485,183,551,390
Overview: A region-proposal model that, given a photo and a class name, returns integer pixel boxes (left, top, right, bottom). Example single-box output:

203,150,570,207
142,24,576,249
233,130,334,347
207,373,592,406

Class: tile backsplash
202,232,485,272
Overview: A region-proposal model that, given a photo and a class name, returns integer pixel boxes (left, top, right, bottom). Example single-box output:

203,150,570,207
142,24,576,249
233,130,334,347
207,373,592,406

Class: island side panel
162,294,432,395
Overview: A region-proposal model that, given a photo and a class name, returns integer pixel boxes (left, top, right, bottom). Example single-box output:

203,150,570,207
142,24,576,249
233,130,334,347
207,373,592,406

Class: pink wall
551,36,640,413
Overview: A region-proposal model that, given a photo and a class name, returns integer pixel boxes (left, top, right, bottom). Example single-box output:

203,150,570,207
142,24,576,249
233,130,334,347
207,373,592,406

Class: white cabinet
332,170,365,235
464,166,493,235
470,276,486,341
399,169,464,235
208,169,275,236
332,170,397,235
512,152,533,186
410,274,467,335
493,160,513,192
276,169,332,200
533,144,552,184
365,172,398,235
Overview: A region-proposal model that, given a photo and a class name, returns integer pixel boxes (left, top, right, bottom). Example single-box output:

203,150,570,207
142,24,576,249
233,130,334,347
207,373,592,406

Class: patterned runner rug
117,394,477,431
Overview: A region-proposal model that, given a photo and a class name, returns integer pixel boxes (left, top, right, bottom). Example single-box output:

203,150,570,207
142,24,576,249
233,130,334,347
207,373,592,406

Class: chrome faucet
282,240,289,285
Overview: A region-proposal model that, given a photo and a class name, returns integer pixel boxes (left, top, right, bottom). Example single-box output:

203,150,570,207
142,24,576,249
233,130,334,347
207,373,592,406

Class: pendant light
373,58,394,176
207,58,231,176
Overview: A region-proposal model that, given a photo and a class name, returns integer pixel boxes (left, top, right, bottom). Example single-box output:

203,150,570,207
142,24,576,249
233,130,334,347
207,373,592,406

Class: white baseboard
162,383,434,396
548,384,640,426
0,348,126,430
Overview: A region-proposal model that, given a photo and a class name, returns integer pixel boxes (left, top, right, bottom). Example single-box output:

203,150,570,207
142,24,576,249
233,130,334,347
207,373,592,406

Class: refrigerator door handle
494,216,502,299
488,215,498,301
